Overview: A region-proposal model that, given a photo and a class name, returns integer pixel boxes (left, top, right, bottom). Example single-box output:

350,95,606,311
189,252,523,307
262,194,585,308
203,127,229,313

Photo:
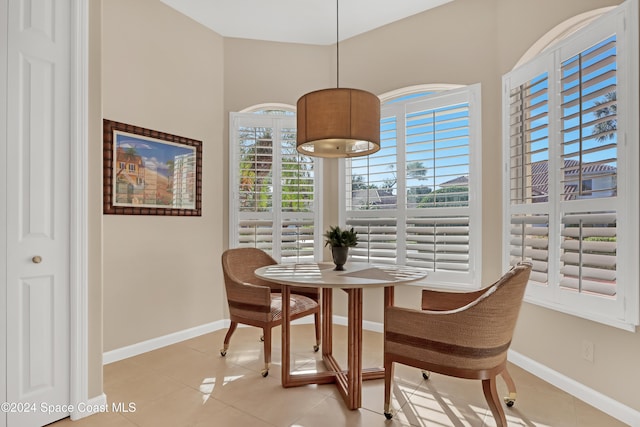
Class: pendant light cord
336,0,339,88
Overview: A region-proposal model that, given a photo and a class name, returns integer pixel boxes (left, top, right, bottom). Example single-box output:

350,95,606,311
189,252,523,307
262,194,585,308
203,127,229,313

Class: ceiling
160,0,454,45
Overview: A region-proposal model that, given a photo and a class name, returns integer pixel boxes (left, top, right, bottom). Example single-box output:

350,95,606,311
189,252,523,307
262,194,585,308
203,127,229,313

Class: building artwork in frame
103,119,202,216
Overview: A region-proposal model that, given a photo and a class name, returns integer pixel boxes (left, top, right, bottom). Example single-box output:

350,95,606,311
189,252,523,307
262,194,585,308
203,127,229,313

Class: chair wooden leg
383,359,394,419
261,327,271,377
482,377,507,427
313,310,321,352
220,321,238,356
501,368,517,407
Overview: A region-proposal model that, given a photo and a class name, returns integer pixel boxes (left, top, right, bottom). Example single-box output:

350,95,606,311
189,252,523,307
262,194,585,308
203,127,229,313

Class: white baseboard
70,393,107,420
101,318,638,425
508,349,640,426
103,320,229,364
102,316,317,365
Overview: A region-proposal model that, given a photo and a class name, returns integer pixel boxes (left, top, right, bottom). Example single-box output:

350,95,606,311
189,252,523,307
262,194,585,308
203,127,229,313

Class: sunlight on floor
199,374,244,403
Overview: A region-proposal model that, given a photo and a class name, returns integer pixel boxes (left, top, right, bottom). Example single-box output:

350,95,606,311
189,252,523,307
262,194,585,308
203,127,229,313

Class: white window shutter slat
508,214,549,286
231,113,321,263
560,211,617,296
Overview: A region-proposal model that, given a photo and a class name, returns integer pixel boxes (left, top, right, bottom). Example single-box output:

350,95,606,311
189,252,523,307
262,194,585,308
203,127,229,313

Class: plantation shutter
238,220,274,254
344,109,399,264
560,35,618,200
404,97,472,274
405,103,470,208
509,214,549,285
502,2,637,328
342,86,481,285
235,124,275,256
560,212,617,297
558,35,618,297
405,215,470,271
346,217,397,264
230,113,321,262
508,73,549,205
506,66,551,286
346,114,399,211
280,126,316,262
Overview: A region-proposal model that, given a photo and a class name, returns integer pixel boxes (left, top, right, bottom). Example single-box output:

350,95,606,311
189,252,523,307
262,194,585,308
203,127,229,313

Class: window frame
501,1,639,330
229,109,324,263
339,84,483,289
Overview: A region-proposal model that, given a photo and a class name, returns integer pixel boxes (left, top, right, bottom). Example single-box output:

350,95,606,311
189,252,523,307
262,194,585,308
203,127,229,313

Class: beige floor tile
226,378,329,426
102,357,157,391
360,378,418,415
573,397,627,427
486,372,577,427
118,385,227,427
47,412,137,427
104,364,187,407
373,374,489,427
181,330,226,354
50,325,625,427
291,396,410,427
201,367,283,406
126,341,199,367
390,363,432,388
398,380,487,427
190,404,275,427
136,344,253,390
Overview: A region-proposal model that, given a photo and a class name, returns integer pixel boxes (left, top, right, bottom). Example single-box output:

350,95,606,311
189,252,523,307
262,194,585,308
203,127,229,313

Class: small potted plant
324,226,358,271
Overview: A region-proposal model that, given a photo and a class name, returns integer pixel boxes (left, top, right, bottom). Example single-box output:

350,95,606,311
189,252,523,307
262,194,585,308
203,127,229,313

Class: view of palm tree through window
234,110,317,262
508,34,618,298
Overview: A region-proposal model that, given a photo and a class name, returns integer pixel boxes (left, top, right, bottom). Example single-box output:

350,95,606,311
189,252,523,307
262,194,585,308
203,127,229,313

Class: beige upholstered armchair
220,248,321,377
383,262,532,426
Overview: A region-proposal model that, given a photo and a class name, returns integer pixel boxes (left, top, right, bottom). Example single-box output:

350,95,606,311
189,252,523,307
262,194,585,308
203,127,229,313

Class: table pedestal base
281,286,394,410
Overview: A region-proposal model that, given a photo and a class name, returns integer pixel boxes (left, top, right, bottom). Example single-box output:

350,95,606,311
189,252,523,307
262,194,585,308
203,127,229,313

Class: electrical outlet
581,340,594,362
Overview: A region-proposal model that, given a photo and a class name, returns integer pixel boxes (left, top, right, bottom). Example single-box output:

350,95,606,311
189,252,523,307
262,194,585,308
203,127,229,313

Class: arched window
502,2,639,329
229,104,322,262
340,84,483,287
513,7,615,69
239,103,296,115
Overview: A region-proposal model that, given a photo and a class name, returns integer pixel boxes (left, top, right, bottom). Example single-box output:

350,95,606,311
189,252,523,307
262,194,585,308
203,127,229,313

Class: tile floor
50,324,625,427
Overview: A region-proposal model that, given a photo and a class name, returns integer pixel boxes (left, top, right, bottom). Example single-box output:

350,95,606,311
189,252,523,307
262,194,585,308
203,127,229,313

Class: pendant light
296,0,380,158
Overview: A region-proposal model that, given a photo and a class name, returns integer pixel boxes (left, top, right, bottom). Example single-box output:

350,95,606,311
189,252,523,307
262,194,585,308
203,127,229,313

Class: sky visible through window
526,35,618,171
350,91,471,204
561,35,617,173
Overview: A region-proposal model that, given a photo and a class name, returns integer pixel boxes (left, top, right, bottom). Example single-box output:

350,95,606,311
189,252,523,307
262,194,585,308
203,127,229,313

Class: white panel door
5,0,71,426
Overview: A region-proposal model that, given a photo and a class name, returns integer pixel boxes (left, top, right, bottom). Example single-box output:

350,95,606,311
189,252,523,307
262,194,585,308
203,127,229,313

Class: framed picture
103,119,202,216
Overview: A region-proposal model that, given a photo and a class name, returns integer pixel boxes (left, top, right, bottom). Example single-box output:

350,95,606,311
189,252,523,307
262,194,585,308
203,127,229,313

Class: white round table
254,262,427,410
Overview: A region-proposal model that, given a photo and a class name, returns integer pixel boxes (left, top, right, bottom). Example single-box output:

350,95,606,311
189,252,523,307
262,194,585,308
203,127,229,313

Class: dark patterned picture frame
103,119,202,216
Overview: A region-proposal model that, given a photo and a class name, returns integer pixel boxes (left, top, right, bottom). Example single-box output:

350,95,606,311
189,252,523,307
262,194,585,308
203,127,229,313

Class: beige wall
101,0,225,351
94,0,639,415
